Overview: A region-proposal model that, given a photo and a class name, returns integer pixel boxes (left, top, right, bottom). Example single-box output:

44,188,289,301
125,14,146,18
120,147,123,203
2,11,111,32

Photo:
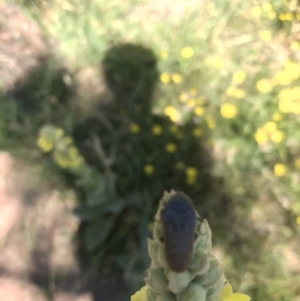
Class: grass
2,0,300,300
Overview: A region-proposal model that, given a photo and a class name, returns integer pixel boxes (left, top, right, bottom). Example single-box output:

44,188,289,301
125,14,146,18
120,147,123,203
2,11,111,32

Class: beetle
161,192,197,273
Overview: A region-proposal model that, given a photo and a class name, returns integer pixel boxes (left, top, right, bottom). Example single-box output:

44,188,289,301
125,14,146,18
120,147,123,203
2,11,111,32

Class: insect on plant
161,191,198,273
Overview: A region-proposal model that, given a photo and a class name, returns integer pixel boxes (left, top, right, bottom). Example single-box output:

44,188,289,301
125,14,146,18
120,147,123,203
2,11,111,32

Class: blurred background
0,0,300,300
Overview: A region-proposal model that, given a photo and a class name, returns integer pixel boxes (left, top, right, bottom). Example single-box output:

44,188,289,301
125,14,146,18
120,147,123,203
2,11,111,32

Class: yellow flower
212,57,224,69
53,151,70,169
206,115,215,129
69,156,84,169
296,216,300,225
68,146,79,158
186,177,196,185
179,93,188,102
221,103,238,119
256,79,273,93
131,286,148,301
251,6,262,17
181,47,194,58
169,125,179,134
171,73,183,84
152,125,163,135
129,123,141,134
219,282,251,301
274,163,288,177
268,11,276,19
279,13,286,21
175,161,185,170
165,143,177,153
255,128,268,144
226,86,236,97
160,72,170,84
232,71,246,84
272,113,282,122
278,87,300,114
194,106,205,116
54,128,64,140
37,136,54,153
263,121,277,133
193,128,202,137
275,70,291,85
164,106,181,122
185,167,198,178
189,88,198,96
270,130,284,143
259,30,272,41
143,164,155,175
295,158,300,169
297,13,300,21
196,97,206,105
63,137,73,146
233,88,245,99
290,42,300,51
187,99,196,108
159,50,168,59
284,61,300,80
262,2,272,12
285,13,293,21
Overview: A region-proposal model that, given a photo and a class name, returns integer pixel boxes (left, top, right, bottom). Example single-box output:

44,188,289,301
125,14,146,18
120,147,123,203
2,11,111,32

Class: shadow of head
101,43,159,112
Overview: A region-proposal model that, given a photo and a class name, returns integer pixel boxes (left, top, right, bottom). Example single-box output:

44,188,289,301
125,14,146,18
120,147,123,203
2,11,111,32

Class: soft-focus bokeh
1,0,300,300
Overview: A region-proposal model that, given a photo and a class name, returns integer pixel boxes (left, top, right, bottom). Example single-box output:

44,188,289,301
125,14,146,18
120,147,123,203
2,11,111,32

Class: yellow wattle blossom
187,99,196,108
290,42,300,51
206,115,215,129
284,61,300,80
263,121,277,133
37,136,54,153
159,50,168,59
256,79,273,94
131,286,148,301
181,47,194,58
262,2,272,12
175,161,184,170
274,163,288,177
151,125,163,135
160,72,170,84
294,158,300,169
185,167,198,185
278,87,300,114
270,130,284,143
255,128,268,145
189,88,198,96
268,11,276,19
193,128,202,138
251,6,262,17
221,103,238,119
272,112,282,122
143,164,155,175
296,216,300,225
232,71,246,84
234,88,245,99
129,123,141,134
279,13,286,21
212,57,224,69
259,30,272,41
165,143,177,153
171,73,183,84
226,86,236,97
179,93,189,102
275,70,291,86
297,13,300,21
164,106,181,122
285,13,294,21
194,106,205,116
196,97,206,105
169,124,179,134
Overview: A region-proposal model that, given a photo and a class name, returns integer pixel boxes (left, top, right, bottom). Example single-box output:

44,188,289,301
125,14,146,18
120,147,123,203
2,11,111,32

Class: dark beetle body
161,192,196,273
